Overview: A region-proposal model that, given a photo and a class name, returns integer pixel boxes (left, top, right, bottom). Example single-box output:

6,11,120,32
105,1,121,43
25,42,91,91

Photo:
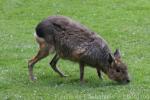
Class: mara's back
36,16,95,42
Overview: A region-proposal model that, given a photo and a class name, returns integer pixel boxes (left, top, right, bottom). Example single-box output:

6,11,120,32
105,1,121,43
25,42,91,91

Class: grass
0,0,150,99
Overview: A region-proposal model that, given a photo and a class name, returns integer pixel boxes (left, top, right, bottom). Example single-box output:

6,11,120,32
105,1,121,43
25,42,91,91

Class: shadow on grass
28,74,126,89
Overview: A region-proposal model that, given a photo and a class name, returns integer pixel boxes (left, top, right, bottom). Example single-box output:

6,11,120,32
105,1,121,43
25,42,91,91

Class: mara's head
107,49,130,84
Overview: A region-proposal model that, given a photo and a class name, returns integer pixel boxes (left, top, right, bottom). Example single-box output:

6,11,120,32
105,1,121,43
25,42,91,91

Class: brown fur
28,16,130,84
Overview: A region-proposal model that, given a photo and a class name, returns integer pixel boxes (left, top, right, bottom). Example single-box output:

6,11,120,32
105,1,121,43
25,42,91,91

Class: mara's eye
116,69,120,72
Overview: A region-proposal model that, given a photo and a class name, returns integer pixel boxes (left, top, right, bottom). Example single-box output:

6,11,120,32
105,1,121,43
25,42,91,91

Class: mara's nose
126,79,130,83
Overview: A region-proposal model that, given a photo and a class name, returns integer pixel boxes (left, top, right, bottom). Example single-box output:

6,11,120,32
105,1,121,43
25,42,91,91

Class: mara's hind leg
50,54,67,77
28,42,49,81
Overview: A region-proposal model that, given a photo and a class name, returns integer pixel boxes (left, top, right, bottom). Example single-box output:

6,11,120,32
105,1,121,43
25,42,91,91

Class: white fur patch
34,32,45,42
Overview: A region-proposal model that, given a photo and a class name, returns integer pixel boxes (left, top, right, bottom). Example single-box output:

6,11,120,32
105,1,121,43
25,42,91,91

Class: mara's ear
114,49,121,59
108,53,114,65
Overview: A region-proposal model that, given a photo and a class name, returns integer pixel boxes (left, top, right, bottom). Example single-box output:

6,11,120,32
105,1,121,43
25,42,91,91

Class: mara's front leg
96,68,103,79
79,62,85,83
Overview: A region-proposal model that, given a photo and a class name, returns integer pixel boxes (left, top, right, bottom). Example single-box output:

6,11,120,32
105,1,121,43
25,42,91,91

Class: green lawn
0,0,150,99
